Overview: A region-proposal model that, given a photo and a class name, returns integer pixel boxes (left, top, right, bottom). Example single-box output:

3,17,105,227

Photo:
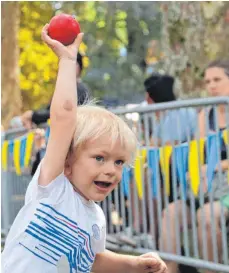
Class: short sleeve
25,161,66,205
93,205,106,253
99,215,106,252
159,108,197,143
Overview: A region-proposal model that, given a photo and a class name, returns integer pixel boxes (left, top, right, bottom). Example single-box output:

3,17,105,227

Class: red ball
48,14,81,46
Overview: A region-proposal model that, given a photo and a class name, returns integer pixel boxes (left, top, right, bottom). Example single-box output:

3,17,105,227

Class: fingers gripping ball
48,14,81,45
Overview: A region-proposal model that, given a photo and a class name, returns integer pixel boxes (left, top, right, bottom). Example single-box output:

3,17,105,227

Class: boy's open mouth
94,181,112,188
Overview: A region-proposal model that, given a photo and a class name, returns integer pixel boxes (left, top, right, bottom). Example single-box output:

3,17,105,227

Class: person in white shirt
2,23,167,273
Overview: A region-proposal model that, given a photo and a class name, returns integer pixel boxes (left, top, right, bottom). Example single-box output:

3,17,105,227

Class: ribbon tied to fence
1,128,229,198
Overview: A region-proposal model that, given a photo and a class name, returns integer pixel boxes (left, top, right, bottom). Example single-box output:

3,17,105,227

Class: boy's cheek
113,180,121,190
116,170,123,183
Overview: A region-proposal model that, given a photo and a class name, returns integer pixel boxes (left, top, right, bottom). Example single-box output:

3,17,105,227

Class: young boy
2,24,167,273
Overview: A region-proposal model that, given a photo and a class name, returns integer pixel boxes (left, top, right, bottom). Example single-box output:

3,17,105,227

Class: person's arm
92,250,166,273
21,109,50,128
198,109,207,138
199,159,228,176
38,24,84,187
214,160,228,173
92,251,135,273
186,160,229,193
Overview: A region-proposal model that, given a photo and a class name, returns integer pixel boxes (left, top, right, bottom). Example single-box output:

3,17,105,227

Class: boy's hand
133,252,167,273
41,24,84,61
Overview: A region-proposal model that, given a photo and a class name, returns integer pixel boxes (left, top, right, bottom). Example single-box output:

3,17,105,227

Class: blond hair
71,103,137,165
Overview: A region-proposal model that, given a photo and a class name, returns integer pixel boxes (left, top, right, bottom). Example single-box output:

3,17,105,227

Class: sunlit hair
207,59,229,78
71,102,138,165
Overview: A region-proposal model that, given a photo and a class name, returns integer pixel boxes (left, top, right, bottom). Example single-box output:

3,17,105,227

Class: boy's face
65,135,130,202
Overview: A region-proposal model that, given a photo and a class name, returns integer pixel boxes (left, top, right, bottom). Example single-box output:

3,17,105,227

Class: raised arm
38,24,84,186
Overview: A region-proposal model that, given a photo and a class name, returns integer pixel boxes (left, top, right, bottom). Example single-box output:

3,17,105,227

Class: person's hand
41,24,84,61
34,128,46,150
132,252,167,273
21,110,33,129
200,165,208,193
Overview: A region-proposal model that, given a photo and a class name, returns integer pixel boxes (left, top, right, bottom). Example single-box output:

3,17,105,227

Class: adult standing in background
144,73,197,146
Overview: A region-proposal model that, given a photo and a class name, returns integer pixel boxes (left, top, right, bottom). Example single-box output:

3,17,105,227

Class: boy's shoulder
94,202,106,216
26,165,72,205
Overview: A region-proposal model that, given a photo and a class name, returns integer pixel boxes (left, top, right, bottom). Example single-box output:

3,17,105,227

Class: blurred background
2,1,229,129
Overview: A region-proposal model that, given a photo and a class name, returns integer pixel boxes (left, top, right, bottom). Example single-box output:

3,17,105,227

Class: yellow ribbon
134,148,147,200
188,138,205,196
222,129,229,146
13,139,21,175
222,129,229,183
159,145,173,195
24,132,34,167
2,141,8,171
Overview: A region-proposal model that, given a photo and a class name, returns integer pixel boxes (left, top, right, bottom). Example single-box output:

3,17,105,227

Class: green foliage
19,1,57,110
159,2,229,97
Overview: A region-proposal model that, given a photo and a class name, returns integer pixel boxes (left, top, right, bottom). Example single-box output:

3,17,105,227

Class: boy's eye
115,160,124,166
95,156,104,162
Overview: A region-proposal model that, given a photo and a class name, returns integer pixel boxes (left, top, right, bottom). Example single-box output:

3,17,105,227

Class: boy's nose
103,162,116,176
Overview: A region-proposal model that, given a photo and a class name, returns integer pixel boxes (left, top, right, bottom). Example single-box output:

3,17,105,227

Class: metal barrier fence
2,127,33,234
1,97,229,272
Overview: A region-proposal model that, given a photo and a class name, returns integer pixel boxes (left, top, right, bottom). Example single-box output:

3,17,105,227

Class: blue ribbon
20,137,27,168
175,144,188,200
148,148,160,197
45,127,50,143
206,133,222,192
8,140,14,154
121,167,131,197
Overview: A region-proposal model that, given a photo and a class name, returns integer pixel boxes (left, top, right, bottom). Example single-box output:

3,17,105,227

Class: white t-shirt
2,163,106,273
